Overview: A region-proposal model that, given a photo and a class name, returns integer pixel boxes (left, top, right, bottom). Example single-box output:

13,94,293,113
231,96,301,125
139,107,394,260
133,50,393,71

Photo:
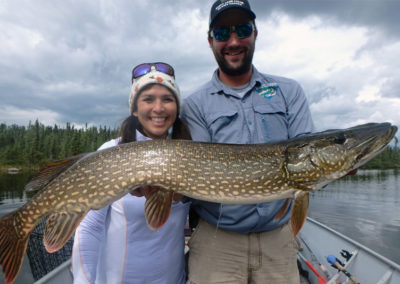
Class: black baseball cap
209,0,256,28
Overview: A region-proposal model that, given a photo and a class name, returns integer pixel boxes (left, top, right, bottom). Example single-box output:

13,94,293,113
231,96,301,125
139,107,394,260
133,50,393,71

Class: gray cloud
0,0,399,140
251,0,400,38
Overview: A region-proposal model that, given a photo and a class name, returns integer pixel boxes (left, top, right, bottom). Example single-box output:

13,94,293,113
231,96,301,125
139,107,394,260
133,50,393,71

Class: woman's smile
133,84,177,139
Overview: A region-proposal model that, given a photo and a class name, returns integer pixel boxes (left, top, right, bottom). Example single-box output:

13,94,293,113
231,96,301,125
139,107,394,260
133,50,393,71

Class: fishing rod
298,236,330,281
327,254,360,284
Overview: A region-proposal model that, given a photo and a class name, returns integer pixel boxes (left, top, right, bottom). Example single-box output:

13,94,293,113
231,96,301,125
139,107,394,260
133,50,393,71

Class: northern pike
0,122,397,283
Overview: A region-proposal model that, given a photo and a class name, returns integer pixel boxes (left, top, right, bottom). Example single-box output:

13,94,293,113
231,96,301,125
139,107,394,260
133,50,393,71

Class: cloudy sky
0,0,399,139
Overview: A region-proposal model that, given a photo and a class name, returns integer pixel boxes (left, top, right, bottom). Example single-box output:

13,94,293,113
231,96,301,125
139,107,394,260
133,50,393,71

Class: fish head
284,122,398,190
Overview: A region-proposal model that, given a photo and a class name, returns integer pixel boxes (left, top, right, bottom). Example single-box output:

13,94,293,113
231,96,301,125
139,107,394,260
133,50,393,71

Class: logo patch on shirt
256,84,278,100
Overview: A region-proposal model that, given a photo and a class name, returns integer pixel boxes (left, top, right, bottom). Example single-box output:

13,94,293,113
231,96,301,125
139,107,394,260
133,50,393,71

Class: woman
72,62,191,284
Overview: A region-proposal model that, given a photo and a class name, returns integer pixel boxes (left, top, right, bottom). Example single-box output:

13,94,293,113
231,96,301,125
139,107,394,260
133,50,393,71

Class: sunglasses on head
210,23,254,42
132,62,175,81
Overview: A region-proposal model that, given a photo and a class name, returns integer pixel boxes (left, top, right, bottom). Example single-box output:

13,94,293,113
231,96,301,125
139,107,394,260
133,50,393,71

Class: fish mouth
350,123,397,169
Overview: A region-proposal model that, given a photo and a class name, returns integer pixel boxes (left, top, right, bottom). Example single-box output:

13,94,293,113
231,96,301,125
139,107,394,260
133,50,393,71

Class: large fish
0,122,397,283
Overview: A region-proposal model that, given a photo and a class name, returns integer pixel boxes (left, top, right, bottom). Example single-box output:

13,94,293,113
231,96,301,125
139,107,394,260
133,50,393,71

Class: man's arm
285,82,315,138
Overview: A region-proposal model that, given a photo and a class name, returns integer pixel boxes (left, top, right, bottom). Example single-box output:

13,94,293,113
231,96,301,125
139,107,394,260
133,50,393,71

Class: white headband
129,70,180,113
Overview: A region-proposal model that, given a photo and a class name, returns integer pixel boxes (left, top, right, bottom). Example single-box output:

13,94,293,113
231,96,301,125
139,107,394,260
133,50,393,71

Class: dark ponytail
119,116,141,144
172,118,192,140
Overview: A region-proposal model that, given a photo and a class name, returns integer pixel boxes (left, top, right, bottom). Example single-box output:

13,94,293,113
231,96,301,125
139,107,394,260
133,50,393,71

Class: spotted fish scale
0,122,397,284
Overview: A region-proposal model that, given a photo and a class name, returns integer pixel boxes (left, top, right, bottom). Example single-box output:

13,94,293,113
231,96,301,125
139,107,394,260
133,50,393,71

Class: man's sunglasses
132,62,175,81
210,23,254,41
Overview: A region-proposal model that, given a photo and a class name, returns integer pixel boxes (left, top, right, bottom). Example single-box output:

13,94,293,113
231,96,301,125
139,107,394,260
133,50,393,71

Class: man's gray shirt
181,66,314,233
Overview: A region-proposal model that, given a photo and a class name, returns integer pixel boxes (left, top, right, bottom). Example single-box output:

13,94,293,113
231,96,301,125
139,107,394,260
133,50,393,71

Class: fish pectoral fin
274,198,291,220
25,153,88,192
44,211,87,253
290,191,309,237
144,188,174,230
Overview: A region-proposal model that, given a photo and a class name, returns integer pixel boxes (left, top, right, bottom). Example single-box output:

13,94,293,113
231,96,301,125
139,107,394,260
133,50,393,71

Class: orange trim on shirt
76,230,93,284
119,198,129,284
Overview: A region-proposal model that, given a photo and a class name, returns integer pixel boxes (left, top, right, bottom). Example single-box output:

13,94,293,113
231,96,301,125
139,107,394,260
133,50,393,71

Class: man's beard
214,45,255,76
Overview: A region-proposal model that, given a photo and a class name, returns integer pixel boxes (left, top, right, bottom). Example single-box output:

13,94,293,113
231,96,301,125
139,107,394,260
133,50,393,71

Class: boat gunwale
31,217,400,283
306,217,400,271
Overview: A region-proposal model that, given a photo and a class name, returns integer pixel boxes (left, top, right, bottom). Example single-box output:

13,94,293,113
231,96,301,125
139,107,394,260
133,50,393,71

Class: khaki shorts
187,219,300,284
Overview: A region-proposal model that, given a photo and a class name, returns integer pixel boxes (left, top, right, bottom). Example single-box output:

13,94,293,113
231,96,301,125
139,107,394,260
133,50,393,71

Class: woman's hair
119,83,191,143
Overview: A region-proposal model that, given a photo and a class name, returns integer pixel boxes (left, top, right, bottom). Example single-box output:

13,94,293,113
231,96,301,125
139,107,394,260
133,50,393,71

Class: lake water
0,168,399,276
308,169,400,264
0,170,34,214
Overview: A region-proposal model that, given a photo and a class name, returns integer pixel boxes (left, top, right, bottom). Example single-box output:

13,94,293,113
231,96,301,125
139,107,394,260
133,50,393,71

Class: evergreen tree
0,121,118,167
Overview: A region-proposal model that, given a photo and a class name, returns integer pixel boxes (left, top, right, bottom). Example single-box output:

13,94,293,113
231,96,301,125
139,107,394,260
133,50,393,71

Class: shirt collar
210,65,264,98
136,130,152,142
135,128,172,141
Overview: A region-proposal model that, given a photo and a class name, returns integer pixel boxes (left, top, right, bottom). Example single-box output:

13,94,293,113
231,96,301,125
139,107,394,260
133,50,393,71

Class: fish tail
0,213,30,284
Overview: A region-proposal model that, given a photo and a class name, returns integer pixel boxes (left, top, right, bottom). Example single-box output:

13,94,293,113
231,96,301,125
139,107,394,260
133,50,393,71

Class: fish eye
334,134,346,144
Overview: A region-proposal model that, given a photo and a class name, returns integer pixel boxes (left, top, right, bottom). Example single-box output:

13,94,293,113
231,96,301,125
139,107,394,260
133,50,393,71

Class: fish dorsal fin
290,191,309,237
25,153,87,192
44,211,87,253
144,188,174,230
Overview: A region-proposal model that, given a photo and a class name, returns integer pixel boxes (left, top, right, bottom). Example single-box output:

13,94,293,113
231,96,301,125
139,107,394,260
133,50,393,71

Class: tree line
361,141,400,169
0,120,399,169
0,120,118,168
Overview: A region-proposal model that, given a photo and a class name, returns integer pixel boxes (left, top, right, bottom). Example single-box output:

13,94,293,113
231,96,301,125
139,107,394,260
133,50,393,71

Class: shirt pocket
205,109,239,142
253,102,288,142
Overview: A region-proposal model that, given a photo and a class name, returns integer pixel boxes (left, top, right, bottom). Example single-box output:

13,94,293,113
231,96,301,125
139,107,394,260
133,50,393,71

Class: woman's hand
130,186,183,201
130,186,157,198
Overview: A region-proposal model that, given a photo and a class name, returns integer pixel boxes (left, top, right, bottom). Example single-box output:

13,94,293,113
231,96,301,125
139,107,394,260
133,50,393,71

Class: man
181,0,314,283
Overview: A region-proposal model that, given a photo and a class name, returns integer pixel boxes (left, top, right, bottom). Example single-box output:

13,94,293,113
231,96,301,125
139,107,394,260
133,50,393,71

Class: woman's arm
72,206,109,283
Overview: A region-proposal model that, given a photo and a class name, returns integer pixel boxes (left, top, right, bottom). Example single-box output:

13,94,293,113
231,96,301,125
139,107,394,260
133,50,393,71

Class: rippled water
309,169,400,264
0,170,33,215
